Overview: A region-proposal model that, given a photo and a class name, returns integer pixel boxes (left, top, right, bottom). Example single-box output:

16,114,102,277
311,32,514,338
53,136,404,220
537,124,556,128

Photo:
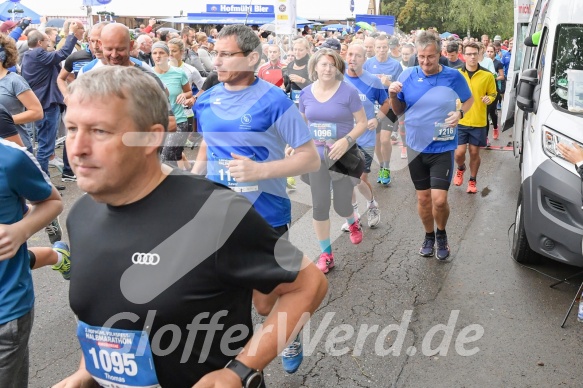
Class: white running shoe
367,206,381,228
341,212,361,232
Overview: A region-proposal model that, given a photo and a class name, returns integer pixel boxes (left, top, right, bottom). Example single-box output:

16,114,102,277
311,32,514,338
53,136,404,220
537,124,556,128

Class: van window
550,24,583,113
514,23,530,72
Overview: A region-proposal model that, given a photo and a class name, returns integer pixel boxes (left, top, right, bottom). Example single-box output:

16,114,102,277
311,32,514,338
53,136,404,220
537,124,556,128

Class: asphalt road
28,131,583,387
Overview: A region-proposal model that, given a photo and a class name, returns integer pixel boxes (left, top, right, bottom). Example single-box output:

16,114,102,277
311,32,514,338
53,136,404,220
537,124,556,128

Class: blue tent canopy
322,23,352,32
161,13,311,26
0,0,41,23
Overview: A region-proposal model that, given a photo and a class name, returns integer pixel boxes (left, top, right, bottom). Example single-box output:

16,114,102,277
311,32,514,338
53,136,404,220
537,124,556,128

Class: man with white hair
137,33,154,66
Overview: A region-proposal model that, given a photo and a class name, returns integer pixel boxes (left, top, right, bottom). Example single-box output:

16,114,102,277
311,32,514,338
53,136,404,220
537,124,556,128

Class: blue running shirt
196,78,312,227
397,66,471,153
344,71,388,148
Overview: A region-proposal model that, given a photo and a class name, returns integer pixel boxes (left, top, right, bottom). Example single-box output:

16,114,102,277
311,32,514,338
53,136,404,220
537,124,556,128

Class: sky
15,0,377,21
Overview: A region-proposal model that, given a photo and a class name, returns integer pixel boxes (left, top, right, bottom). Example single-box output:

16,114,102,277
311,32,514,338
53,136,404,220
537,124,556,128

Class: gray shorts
358,145,375,174
0,308,34,388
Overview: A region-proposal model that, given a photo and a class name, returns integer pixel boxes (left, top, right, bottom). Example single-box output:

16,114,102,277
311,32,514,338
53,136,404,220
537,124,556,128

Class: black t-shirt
202,71,219,91
493,58,504,92
68,171,302,387
446,58,464,69
0,104,18,139
64,49,94,77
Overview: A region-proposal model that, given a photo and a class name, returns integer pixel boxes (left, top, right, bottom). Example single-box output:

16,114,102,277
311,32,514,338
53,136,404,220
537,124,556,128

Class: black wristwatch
458,109,464,119
225,359,263,388
344,135,355,147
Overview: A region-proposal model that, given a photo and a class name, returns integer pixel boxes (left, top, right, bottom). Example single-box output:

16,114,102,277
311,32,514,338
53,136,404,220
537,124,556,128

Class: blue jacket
21,34,78,110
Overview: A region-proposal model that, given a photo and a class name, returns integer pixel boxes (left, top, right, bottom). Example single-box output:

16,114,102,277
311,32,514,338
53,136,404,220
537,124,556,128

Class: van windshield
550,24,583,113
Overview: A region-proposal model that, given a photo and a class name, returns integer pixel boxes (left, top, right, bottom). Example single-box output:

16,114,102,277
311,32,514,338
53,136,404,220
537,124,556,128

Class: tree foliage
380,0,514,39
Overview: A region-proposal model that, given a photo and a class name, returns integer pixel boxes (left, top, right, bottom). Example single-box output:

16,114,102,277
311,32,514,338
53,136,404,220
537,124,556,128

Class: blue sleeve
8,27,23,41
347,84,363,113
452,71,472,102
274,98,312,148
397,67,413,102
9,150,52,202
37,35,77,66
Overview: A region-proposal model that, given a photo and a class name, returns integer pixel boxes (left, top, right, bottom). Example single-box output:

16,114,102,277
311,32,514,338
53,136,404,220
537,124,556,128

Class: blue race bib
217,158,259,193
433,122,456,141
77,321,160,388
291,90,301,106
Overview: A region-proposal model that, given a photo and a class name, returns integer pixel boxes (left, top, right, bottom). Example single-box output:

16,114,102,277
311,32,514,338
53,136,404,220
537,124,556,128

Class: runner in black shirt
54,66,327,388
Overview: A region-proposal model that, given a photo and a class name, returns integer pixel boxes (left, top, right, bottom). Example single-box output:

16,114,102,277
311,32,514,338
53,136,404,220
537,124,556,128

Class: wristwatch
225,359,263,388
458,109,465,119
344,135,355,147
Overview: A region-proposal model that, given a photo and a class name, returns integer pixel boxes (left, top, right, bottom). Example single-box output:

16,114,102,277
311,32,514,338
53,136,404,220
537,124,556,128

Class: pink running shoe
316,252,335,274
348,220,363,244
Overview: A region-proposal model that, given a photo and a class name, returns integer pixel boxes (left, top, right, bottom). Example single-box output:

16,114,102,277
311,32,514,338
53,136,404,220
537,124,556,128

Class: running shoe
435,234,450,261
493,128,499,140
45,217,62,244
341,212,361,232
419,236,435,257
453,168,465,186
391,132,399,144
61,172,77,182
401,146,407,159
52,241,71,280
281,333,303,374
316,252,335,274
367,206,381,228
48,157,64,170
349,220,363,244
486,137,491,148
286,177,296,191
467,180,477,194
379,168,391,185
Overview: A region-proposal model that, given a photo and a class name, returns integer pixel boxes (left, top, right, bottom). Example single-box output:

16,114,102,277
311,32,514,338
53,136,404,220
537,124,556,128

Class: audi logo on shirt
132,253,161,265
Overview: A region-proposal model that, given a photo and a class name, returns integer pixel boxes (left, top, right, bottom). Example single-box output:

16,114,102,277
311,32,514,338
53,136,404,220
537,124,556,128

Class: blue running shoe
435,234,450,261
281,333,303,374
419,236,435,257
52,241,71,280
380,168,391,185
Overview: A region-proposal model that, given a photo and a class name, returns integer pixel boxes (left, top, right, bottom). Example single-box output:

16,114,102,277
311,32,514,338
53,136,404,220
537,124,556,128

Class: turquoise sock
319,238,332,254
346,216,355,225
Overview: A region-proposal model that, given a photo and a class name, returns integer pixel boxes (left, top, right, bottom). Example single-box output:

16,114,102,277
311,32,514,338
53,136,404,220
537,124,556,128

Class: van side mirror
517,68,538,113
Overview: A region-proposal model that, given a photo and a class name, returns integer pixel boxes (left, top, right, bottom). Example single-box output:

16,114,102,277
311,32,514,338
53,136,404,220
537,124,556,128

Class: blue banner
206,4,274,13
83,0,112,6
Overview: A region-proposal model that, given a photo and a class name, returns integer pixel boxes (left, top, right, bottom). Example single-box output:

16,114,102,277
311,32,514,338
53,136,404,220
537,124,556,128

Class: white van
502,0,583,265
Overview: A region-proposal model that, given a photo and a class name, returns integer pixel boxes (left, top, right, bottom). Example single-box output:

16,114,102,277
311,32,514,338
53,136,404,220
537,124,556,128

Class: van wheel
512,189,542,264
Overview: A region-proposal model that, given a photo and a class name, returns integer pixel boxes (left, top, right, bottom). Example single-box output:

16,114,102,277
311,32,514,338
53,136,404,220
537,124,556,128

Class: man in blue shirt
363,34,403,186
21,21,85,176
343,43,390,230
193,24,319,375
389,31,473,261
0,108,63,387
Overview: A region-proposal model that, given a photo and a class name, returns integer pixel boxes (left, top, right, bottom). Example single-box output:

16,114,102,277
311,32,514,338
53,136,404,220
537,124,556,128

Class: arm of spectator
57,68,72,99
13,90,43,124
38,25,83,66
3,133,25,147
38,16,47,33
199,49,214,72
142,18,157,34
191,136,208,176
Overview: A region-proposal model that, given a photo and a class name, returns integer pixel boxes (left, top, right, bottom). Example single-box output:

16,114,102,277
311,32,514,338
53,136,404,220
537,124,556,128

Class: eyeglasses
465,52,480,57
216,50,251,58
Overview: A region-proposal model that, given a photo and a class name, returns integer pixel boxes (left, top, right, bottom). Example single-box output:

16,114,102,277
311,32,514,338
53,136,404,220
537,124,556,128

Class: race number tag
77,321,160,388
374,103,380,114
310,123,337,142
433,122,456,141
291,90,301,105
217,158,259,193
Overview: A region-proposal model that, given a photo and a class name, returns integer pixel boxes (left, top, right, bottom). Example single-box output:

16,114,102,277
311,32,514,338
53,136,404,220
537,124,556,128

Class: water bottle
578,291,583,323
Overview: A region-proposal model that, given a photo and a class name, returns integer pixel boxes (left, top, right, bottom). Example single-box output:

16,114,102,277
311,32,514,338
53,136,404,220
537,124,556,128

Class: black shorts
375,110,398,133
407,149,454,191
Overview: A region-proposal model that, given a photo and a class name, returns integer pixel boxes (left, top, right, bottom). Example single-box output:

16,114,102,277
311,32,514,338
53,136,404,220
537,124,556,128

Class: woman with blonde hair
284,37,312,105
299,48,367,273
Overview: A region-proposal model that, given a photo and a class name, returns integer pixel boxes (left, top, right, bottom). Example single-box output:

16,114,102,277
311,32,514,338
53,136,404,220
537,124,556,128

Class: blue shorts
458,125,487,147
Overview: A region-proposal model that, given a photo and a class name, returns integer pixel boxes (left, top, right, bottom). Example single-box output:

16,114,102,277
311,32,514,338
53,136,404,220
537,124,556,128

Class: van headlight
543,127,583,161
